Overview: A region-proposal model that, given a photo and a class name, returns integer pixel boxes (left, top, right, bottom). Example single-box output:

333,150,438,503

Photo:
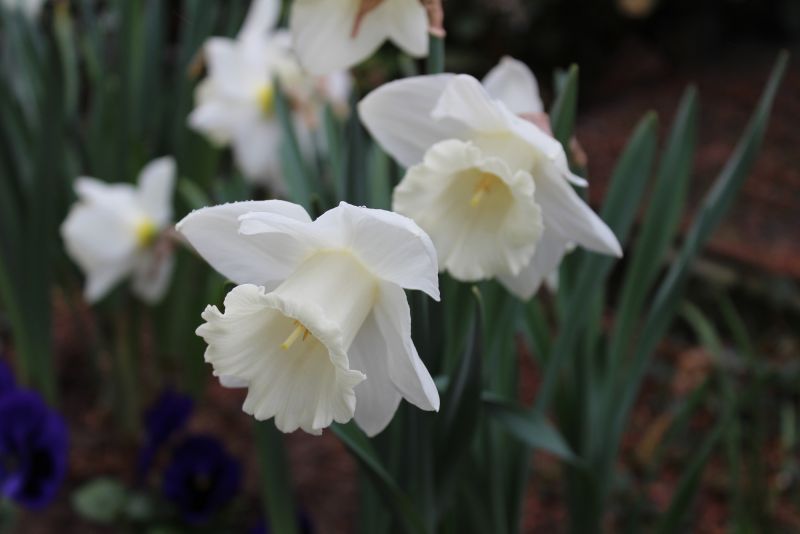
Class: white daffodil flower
61,157,176,304
358,58,622,300
188,0,352,186
290,0,428,75
1,0,45,18
177,200,440,436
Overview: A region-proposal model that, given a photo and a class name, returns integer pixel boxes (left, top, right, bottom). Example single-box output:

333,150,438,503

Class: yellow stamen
134,218,158,247
470,174,495,207
281,321,308,350
257,85,275,116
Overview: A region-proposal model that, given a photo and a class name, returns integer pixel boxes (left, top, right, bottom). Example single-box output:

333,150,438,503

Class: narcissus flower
0,390,68,510
60,157,176,304
290,0,428,75
359,59,621,299
189,0,352,186
177,201,440,436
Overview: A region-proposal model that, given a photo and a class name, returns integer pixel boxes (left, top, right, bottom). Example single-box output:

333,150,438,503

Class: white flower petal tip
188,201,441,436
482,56,544,115
393,138,543,282
290,0,428,75
60,157,177,304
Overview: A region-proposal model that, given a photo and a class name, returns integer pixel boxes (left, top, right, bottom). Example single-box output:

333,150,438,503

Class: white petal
372,283,439,412
231,119,283,185
535,166,622,257
290,0,387,75
61,201,139,302
384,0,429,57
358,74,457,167
197,284,365,434
312,202,440,300
83,256,137,303
137,156,175,228
131,247,175,304
432,74,511,133
188,81,255,146
219,375,248,388
348,313,402,436
482,56,544,114
176,200,312,288
497,230,566,300
238,0,281,41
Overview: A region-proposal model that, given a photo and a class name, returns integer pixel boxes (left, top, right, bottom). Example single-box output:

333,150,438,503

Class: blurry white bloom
188,0,352,185
61,157,176,304
1,0,45,18
359,57,621,300
178,201,440,436
290,0,428,75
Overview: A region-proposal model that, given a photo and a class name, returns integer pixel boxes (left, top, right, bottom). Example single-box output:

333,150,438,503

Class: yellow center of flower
470,173,501,207
256,85,275,116
134,218,159,248
281,320,312,350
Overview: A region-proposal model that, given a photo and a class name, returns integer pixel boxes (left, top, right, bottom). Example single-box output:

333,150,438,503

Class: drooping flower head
137,389,194,477
178,200,440,436
359,57,622,300
189,0,352,186
290,0,429,75
162,435,241,525
60,157,176,304
0,390,69,509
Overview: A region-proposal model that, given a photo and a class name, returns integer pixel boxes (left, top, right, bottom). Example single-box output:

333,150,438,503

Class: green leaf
484,396,577,462
607,87,698,369
549,64,579,147
275,79,312,208
253,422,299,534
426,34,445,74
72,478,128,524
177,178,210,211
654,424,722,534
366,143,392,210
436,288,482,489
332,422,428,534
535,112,659,414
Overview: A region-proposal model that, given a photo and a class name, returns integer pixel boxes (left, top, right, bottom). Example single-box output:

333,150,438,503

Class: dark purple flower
138,389,194,477
0,390,69,509
162,435,240,525
0,360,15,397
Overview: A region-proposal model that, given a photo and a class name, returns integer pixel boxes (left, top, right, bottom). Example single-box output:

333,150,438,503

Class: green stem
254,421,299,534
426,34,445,74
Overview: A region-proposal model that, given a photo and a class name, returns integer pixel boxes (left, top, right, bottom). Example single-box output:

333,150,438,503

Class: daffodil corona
60,157,176,304
178,201,440,436
359,58,622,299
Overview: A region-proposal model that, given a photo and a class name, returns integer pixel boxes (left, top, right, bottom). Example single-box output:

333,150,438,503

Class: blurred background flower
0,389,68,510
161,434,241,525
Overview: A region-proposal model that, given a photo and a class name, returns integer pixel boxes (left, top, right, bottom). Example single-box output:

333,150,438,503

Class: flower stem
426,34,445,74
254,421,299,534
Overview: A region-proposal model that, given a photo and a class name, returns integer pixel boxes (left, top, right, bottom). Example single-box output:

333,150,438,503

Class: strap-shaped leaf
484,395,577,462
332,422,428,534
550,64,579,147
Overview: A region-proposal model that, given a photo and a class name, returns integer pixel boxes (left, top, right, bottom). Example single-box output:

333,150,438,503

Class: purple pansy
0,360,15,396
162,435,241,525
0,390,69,509
138,388,194,477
